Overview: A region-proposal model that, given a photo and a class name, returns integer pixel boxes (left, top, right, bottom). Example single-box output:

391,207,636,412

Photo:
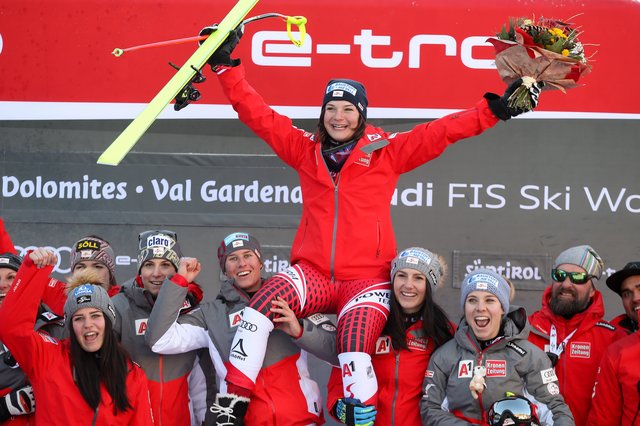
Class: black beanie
0,252,22,272
322,79,368,120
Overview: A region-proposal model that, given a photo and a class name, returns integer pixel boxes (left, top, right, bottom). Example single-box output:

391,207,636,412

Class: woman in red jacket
0,248,153,425
324,247,454,425
204,26,542,424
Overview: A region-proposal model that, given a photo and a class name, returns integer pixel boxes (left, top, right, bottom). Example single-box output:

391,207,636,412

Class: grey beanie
0,253,22,272
322,79,368,119
390,247,443,291
64,284,116,325
137,230,182,273
70,236,116,279
460,268,510,315
554,244,603,280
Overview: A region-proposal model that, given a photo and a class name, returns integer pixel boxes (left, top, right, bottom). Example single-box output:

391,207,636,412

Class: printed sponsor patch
41,311,59,321
366,365,374,378
375,336,391,354
76,239,100,251
569,342,591,358
407,337,428,351
135,318,148,335
224,233,250,246
307,313,330,325
79,249,94,259
326,82,357,96
367,133,382,142
0,258,9,265
76,295,91,304
399,248,433,264
595,321,616,331
73,284,94,297
425,370,434,378
229,310,244,327
232,240,244,248
458,360,474,378
506,341,527,357
468,273,500,290
547,382,560,395
322,323,337,332
37,332,58,345
540,368,558,384
146,234,172,248
354,153,372,167
485,360,507,377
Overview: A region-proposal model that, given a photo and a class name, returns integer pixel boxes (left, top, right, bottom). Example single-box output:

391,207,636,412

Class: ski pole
112,14,306,57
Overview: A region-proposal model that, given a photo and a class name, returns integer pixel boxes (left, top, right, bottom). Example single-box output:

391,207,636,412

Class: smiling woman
0,248,153,425
420,268,574,426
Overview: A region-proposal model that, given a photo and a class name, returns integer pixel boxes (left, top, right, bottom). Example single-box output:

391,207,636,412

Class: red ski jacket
0,257,153,425
587,331,640,426
219,65,499,281
528,287,620,426
327,320,436,425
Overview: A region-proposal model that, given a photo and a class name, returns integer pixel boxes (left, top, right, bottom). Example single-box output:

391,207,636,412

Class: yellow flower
548,27,567,39
562,49,569,56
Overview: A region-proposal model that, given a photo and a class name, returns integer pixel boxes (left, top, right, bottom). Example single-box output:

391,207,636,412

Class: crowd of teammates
1,214,639,425
0,22,638,426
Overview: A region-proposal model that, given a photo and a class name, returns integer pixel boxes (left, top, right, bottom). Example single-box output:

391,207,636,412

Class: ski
97,0,260,166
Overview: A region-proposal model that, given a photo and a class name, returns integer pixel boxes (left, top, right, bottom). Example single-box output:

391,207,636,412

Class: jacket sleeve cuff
170,274,189,288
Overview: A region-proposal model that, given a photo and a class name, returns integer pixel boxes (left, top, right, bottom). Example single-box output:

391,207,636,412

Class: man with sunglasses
528,245,620,426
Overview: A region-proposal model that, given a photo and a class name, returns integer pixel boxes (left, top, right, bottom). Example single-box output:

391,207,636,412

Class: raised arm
145,258,209,354
0,249,57,376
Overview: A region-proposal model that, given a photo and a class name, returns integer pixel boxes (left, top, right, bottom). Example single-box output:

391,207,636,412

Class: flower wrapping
487,17,592,109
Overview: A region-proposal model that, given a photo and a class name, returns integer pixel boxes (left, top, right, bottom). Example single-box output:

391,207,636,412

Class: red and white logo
569,342,591,358
375,336,391,354
458,360,474,378
229,309,244,327
135,318,148,335
485,360,507,377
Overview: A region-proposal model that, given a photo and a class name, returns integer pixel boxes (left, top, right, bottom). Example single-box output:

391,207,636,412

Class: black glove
199,23,244,69
485,78,544,120
0,386,35,420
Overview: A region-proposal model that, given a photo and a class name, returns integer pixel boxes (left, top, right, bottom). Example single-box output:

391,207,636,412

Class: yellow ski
97,0,260,166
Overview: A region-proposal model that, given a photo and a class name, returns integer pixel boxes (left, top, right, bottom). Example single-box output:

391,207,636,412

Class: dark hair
317,109,367,147
384,281,454,351
69,314,133,414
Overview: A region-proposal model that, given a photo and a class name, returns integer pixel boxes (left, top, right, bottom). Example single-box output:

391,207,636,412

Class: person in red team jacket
528,245,620,426
0,248,153,425
202,24,543,425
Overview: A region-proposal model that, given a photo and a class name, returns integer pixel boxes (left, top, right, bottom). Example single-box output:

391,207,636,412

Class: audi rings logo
238,320,258,332
15,245,72,274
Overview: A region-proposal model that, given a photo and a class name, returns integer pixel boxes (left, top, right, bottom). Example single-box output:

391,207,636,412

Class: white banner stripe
1,102,639,121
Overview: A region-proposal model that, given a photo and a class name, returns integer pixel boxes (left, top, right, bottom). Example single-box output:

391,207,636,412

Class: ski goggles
551,268,593,285
488,396,538,426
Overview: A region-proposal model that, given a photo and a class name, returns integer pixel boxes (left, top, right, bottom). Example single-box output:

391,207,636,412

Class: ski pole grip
286,16,307,47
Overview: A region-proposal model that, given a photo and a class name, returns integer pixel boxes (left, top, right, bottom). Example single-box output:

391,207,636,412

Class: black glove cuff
484,93,511,121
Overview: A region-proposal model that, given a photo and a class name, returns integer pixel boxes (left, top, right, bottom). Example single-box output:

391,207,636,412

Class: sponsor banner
452,251,551,290
1,0,639,118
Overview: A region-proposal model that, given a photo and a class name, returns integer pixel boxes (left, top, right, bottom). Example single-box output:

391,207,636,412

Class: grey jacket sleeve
521,345,575,426
294,313,339,366
420,349,469,426
145,278,209,354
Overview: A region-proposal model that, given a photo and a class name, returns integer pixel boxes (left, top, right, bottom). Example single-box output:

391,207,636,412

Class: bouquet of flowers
487,16,592,110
